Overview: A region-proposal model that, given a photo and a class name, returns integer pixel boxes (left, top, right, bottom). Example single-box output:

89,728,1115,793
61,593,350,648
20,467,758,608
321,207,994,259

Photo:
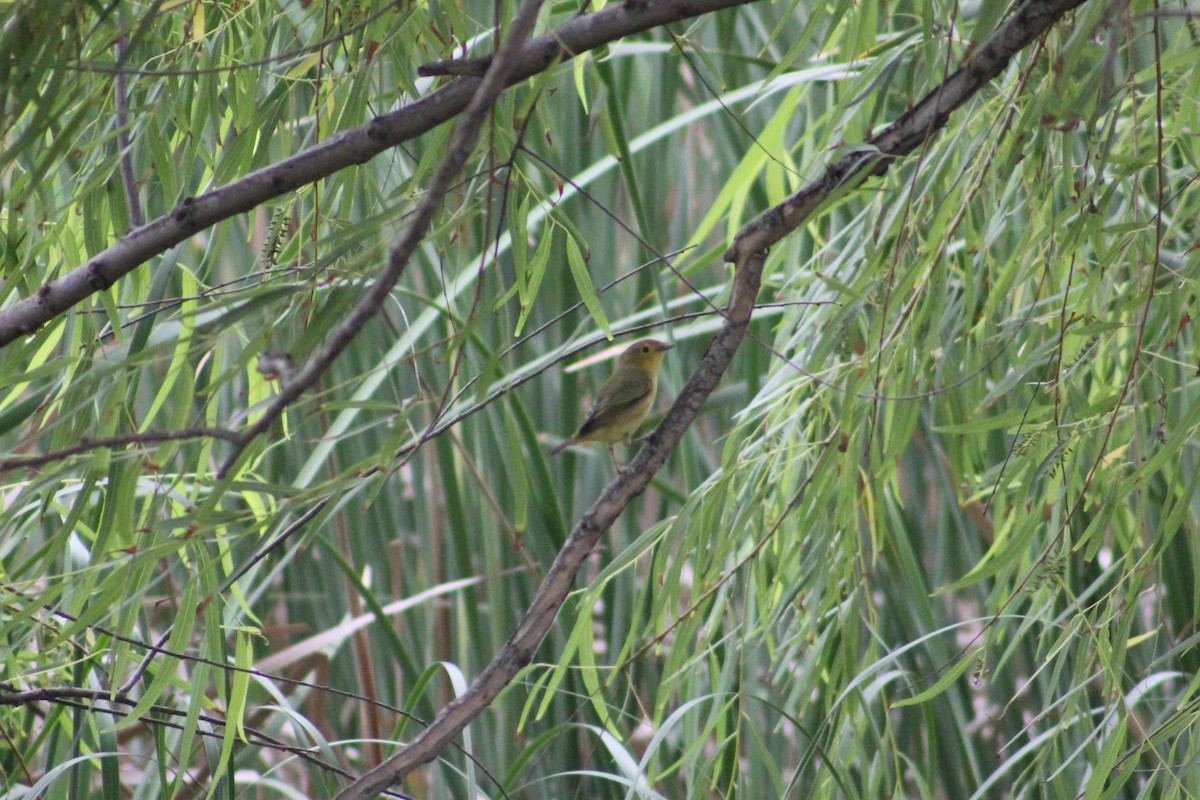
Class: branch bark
0,0,759,348
332,0,1090,797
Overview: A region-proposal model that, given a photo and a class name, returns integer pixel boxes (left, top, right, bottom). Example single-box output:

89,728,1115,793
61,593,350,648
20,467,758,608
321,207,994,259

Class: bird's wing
576,372,653,438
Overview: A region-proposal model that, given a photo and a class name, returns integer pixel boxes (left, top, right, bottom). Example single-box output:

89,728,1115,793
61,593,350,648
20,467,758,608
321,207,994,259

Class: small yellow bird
548,338,674,458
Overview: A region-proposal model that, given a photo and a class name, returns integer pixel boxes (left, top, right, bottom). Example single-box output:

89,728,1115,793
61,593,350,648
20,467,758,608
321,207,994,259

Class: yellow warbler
548,338,674,457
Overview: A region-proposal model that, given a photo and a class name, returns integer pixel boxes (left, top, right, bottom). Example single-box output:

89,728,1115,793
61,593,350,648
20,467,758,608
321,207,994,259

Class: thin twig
214,0,545,477
0,682,412,799
0,428,240,474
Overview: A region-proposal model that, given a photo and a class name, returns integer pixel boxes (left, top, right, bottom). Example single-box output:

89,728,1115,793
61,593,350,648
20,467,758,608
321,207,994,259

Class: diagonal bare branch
330,1,1091,797
215,0,552,478
727,0,1090,264
0,0,761,349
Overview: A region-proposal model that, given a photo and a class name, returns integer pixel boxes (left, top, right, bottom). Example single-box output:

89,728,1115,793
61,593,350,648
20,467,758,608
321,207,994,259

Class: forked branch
331,0,1090,797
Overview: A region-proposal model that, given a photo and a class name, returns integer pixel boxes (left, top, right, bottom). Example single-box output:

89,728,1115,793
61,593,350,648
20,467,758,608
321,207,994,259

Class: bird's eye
642,345,650,353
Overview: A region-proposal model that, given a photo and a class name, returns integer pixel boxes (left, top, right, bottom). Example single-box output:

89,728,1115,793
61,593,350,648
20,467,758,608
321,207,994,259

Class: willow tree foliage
1,0,1198,798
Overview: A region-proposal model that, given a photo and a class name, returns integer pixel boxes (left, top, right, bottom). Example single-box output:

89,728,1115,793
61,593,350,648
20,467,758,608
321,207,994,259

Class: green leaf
565,231,611,338
891,652,976,708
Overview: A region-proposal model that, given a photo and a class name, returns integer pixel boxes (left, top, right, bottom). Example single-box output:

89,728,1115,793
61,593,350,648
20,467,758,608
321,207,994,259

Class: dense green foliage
2,0,1199,797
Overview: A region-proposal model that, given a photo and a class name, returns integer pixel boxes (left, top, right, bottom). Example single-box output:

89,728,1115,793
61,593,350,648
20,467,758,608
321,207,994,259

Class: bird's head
618,338,674,371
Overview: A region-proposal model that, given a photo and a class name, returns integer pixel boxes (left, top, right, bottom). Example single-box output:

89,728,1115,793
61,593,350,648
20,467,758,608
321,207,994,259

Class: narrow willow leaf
891,652,976,708
565,233,611,339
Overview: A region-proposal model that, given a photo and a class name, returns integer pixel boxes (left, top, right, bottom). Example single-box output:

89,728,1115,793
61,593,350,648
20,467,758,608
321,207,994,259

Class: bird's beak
657,342,675,351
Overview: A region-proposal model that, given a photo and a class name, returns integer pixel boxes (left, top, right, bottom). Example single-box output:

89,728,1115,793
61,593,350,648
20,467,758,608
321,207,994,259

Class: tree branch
0,0,759,349
331,1,1091,797
0,428,240,474
214,0,547,479
725,0,1089,264
0,682,413,798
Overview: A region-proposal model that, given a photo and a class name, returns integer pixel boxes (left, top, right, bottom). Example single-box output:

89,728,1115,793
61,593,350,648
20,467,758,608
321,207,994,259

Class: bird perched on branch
548,338,674,462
